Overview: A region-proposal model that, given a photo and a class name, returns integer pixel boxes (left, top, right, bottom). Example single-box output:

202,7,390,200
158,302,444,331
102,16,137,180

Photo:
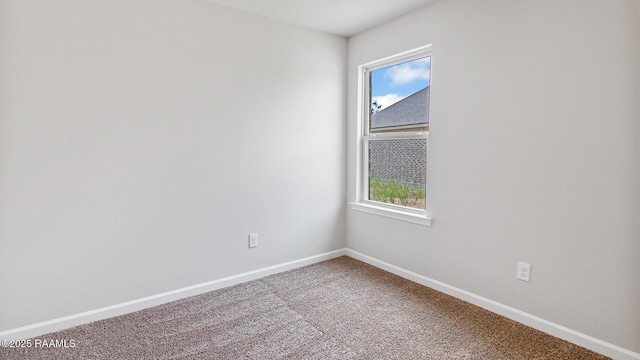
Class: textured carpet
1,256,609,359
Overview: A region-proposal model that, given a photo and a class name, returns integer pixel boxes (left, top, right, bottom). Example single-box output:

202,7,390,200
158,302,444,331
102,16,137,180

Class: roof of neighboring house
371,87,429,129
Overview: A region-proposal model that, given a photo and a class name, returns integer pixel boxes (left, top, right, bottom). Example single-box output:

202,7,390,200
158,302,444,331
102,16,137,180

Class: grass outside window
369,178,425,210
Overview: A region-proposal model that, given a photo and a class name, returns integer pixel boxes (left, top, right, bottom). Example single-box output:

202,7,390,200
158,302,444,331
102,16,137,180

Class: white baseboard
0,248,346,342
345,249,640,360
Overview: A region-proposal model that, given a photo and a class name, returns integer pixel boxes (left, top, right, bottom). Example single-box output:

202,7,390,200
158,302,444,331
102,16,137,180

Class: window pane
370,56,430,133
368,138,427,210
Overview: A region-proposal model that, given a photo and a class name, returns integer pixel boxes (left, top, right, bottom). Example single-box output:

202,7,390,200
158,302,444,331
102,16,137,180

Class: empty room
0,0,638,359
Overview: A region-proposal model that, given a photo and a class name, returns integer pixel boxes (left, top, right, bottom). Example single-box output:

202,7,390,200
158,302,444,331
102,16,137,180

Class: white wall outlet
517,261,531,282
248,233,258,248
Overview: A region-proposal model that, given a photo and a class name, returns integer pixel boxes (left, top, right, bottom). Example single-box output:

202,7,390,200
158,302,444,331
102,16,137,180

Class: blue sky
371,56,430,111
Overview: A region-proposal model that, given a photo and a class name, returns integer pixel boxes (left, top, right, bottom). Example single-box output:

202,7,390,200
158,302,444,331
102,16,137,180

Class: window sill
350,202,432,226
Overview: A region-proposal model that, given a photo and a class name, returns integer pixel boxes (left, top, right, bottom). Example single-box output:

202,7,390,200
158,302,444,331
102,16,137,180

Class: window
351,45,432,226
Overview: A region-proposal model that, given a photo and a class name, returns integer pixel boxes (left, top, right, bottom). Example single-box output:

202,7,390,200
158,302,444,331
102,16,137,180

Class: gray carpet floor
1,256,609,359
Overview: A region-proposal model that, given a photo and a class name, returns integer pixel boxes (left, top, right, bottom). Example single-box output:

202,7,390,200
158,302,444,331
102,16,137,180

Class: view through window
366,55,430,210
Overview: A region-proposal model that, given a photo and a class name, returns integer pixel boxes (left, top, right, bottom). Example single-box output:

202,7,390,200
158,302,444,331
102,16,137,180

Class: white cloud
385,60,430,86
372,93,406,110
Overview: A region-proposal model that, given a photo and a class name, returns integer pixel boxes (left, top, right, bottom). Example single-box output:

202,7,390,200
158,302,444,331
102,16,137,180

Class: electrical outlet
516,261,531,282
248,233,258,248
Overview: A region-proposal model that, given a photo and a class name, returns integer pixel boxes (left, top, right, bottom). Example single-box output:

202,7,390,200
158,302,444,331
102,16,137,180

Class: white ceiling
203,0,437,37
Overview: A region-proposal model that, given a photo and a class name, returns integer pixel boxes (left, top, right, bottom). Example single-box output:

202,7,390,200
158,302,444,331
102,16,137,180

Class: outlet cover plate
248,233,258,248
517,261,531,282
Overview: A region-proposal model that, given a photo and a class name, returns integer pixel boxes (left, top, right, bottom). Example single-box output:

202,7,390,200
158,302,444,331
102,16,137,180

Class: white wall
347,0,640,353
0,0,346,331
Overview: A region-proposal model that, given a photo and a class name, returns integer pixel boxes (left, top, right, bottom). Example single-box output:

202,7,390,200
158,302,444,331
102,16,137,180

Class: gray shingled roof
371,87,429,129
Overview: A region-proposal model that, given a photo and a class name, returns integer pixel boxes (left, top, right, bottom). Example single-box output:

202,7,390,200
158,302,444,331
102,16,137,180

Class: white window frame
350,45,433,226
